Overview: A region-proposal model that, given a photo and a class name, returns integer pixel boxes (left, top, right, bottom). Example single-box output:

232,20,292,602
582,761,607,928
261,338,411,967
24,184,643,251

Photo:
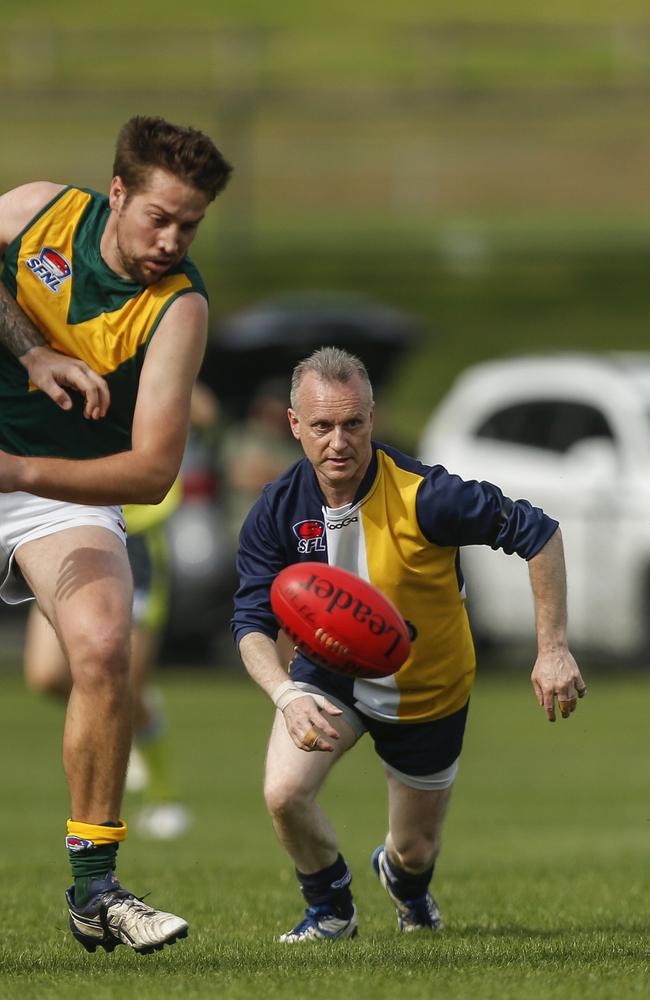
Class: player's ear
287,407,301,441
109,176,128,212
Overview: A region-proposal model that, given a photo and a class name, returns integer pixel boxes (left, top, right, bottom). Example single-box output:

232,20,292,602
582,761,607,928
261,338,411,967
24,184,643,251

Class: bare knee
264,772,314,822
67,621,131,689
390,829,442,872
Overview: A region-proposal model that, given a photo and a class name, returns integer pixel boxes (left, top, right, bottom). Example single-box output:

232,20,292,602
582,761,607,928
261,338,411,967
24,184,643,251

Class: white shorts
0,492,127,604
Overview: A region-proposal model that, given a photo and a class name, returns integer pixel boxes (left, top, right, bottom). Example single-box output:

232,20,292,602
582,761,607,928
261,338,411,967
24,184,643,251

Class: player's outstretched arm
239,631,342,752
528,528,587,722
0,293,205,504
0,183,110,419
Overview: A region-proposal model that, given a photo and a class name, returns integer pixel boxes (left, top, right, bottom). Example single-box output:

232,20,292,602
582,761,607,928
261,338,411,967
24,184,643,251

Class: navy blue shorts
362,702,469,776
290,655,469,780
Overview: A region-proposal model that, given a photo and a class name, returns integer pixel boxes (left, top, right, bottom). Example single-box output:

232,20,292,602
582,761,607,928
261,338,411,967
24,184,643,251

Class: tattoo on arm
0,280,46,357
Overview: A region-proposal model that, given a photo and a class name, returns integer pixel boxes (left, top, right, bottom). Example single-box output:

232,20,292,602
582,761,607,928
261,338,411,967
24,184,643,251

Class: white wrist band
271,679,326,712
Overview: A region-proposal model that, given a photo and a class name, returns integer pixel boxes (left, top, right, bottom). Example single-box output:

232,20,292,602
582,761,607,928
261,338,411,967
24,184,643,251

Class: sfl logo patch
292,519,326,554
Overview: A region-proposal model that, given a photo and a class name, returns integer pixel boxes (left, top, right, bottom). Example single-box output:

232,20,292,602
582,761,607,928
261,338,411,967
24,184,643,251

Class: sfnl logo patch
25,247,72,292
65,834,94,852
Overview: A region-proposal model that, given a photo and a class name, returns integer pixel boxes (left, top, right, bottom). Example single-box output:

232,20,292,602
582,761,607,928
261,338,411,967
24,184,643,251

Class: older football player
232,346,586,942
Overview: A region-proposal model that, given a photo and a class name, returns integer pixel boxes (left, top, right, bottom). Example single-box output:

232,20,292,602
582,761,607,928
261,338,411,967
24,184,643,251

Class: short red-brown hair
113,115,232,201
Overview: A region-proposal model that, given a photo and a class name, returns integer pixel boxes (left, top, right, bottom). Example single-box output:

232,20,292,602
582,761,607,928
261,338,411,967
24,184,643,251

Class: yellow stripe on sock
66,819,128,845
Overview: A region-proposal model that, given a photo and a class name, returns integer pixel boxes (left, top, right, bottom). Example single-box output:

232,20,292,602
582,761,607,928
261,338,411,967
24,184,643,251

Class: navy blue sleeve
230,491,287,647
415,465,558,560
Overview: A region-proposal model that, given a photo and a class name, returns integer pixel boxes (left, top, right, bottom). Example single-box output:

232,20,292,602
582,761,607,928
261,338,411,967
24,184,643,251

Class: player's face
288,372,374,504
105,168,209,286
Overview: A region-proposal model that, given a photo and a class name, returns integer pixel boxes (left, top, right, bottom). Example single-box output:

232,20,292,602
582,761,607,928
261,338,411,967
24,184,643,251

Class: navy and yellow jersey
231,442,558,724
0,185,207,459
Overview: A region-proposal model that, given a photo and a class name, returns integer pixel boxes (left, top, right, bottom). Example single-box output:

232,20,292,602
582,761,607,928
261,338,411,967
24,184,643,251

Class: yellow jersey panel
358,452,476,721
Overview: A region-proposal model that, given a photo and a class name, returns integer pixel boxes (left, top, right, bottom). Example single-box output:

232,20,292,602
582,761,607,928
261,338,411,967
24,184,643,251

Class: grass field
0,664,647,998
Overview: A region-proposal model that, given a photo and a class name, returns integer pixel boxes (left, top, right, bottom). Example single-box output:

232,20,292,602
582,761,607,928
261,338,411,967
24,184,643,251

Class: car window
474,400,615,453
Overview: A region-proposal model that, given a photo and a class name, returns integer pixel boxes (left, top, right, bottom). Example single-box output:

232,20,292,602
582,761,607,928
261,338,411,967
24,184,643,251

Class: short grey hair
290,346,373,409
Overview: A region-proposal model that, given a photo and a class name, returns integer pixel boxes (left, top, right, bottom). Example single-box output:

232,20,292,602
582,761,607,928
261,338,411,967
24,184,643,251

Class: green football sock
67,820,123,907
71,845,119,907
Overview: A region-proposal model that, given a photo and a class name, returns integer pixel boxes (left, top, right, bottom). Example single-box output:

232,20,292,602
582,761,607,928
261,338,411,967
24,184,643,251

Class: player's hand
530,647,587,722
19,345,110,419
282,694,342,752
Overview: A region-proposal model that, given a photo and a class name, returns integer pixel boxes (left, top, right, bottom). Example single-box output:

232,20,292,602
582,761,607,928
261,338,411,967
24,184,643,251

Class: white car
418,353,650,660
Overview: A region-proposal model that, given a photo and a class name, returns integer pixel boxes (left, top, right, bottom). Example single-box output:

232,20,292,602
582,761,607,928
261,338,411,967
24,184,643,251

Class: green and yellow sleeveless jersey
0,186,207,459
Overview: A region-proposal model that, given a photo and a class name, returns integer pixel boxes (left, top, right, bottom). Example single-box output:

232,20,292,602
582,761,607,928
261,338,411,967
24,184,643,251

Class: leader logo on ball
271,562,411,679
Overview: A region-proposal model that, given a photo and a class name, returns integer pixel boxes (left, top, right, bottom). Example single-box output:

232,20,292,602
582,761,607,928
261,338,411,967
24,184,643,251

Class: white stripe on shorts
382,756,459,791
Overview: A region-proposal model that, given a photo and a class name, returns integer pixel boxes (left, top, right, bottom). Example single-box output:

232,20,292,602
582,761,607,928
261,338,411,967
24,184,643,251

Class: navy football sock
296,853,354,918
382,850,434,902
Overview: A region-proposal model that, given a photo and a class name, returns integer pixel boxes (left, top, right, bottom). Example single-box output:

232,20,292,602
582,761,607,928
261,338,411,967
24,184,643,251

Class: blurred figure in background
189,378,221,445
221,377,303,544
220,376,304,669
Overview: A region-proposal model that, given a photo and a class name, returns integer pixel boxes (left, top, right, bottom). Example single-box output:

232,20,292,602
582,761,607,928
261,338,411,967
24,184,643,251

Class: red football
270,562,410,679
